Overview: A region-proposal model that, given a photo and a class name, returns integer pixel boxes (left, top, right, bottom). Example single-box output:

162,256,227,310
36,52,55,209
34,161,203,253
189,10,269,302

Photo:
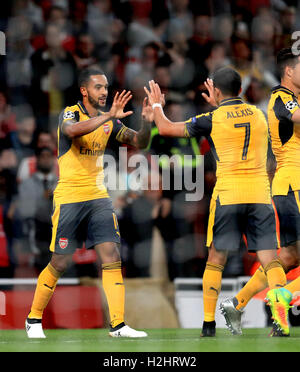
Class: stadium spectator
17,147,57,272
87,0,125,62
30,22,78,130
0,169,17,283
5,14,33,106
244,77,270,114
187,15,212,66
125,41,161,88
0,91,17,139
17,130,58,183
2,106,36,165
167,0,194,41
73,33,98,70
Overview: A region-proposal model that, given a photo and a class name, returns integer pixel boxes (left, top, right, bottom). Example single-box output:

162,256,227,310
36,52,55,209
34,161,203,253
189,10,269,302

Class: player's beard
87,92,105,110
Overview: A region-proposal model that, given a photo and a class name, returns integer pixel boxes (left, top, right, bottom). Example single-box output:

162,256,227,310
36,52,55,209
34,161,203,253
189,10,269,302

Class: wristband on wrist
152,103,162,110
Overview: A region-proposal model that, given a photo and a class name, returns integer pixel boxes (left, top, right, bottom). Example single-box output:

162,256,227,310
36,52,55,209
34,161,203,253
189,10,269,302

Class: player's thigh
49,201,86,255
273,189,300,248
86,198,120,252
246,203,277,252
206,197,246,253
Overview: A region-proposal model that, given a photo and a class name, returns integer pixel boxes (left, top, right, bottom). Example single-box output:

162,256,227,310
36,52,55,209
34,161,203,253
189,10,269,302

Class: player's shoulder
270,85,295,99
186,111,213,123
59,103,81,122
269,85,299,115
269,85,298,107
63,103,81,114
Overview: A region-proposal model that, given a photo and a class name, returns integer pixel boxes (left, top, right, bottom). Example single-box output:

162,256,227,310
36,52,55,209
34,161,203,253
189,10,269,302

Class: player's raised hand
141,97,154,122
109,90,133,119
144,80,165,107
202,78,217,107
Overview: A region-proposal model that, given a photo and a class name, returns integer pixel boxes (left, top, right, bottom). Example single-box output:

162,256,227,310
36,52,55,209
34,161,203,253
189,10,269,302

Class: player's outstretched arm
144,80,186,137
115,97,154,149
62,90,133,138
291,108,300,124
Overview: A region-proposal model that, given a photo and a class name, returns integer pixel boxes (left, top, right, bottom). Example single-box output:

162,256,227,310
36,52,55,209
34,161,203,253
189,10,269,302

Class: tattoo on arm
136,119,151,148
117,120,151,149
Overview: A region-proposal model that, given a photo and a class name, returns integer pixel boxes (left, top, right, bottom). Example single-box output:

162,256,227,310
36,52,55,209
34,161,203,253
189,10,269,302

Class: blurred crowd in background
0,0,298,281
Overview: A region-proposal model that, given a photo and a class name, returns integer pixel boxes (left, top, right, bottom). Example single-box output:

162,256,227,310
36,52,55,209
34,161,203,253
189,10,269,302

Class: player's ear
286,65,293,79
238,87,242,96
214,86,221,99
80,86,87,97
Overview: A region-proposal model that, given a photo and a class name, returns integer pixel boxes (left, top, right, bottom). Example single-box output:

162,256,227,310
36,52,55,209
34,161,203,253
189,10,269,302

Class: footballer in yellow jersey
26,66,152,339
145,67,287,337
268,84,300,248
216,49,300,338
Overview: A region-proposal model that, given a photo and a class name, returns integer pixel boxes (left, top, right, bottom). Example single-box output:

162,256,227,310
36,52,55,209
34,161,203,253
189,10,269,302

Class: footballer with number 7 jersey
25,66,154,339
221,48,300,337
144,67,288,338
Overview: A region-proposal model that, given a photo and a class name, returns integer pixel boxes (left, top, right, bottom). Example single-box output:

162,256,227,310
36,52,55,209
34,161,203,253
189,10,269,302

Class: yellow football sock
102,261,125,328
285,276,300,297
202,262,224,322
235,266,267,310
28,263,61,319
264,259,287,289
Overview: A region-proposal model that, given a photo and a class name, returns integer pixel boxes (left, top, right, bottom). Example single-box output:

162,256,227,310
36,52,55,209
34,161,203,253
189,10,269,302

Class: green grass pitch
0,328,300,352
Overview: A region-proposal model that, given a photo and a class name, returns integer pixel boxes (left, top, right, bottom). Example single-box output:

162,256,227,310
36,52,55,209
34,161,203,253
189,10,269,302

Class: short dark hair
277,48,300,78
78,67,105,87
35,147,53,158
212,67,241,97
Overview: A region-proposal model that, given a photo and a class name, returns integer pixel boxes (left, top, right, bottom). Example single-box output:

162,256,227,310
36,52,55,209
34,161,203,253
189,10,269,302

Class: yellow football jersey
54,101,126,204
268,85,300,196
185,97,271,205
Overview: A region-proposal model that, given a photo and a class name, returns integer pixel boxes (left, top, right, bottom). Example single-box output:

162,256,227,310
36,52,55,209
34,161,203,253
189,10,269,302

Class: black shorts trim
50,198,120,254
207,197,277,252
273,189,300,247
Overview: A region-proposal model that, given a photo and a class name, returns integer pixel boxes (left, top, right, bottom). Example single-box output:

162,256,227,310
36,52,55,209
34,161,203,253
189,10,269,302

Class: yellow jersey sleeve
59,106,80,130
268,86,300,195
273,92,300,122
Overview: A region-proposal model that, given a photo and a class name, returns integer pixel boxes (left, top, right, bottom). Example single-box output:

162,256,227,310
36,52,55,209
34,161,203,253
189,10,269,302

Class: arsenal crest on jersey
59,237,68,249
103,124,110,134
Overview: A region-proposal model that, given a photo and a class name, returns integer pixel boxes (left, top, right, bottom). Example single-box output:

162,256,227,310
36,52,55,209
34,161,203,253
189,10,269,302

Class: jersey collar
219,97,244,107
77,101,103,118
271,85,297,98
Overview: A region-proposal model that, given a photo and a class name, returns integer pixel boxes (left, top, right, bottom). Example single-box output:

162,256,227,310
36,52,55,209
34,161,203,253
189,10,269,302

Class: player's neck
281,79,300,97
83,99,99,117
218,94,239,105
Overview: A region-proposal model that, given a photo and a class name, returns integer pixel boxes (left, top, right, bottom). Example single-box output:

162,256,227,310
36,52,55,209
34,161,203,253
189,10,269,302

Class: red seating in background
0,286,104,329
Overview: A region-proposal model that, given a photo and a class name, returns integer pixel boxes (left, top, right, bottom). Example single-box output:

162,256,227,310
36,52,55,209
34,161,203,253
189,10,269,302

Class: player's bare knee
256,250,277,268
50,253,72,273
207,244,227,266
279,245,299,270
95,242,120,263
